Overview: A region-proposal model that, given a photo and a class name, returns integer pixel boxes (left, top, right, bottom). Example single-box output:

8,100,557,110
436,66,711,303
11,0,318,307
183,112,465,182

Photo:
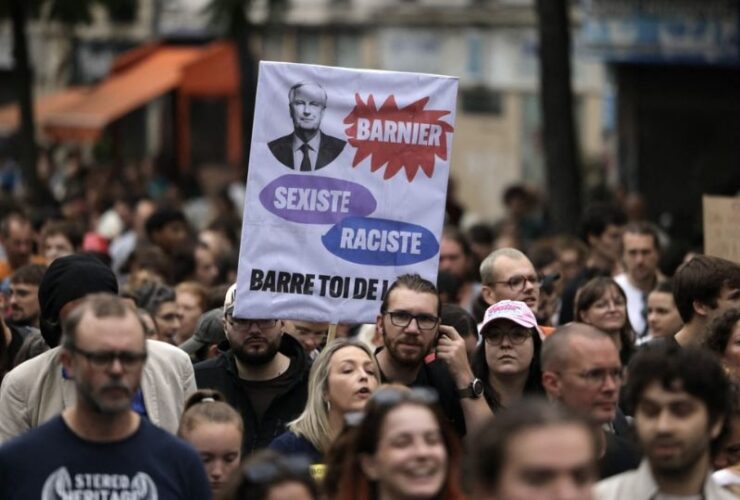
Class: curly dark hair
704,308,740,356
626,343,732,452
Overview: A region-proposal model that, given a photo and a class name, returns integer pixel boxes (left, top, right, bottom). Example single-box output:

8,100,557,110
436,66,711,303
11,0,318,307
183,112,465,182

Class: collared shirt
292,133,321,171
595,459,736,500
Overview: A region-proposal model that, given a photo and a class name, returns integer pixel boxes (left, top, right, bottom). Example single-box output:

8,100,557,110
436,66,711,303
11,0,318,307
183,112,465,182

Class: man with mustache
374,273,491,437
541,323,640,478
194,283,310,453
0,294,211,499
0,254,195,442
596,343,734,499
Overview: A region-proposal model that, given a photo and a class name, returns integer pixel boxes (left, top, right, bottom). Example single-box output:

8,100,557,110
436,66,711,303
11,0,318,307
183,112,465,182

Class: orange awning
0,87,90,137
43,46,205,142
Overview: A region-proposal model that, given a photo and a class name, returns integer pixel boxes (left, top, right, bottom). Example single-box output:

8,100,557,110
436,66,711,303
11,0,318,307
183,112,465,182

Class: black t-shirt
239,356,302,422
0,415,212,500
600,431,641,479
376,348,466,437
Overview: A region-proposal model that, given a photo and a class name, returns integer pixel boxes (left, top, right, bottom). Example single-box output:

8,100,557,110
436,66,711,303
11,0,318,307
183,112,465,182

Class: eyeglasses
484,330,532,346
492,274,543,292
565,367,625,387
243,454,313,485
384,310,440,331
69,345,147,369
227,316,278,331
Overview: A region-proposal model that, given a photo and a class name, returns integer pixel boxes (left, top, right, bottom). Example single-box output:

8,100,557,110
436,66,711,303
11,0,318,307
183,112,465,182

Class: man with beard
374,273,491,437
0,294,211,499
596,343,734,499
8,263,46,329
0,255,195,442
194,284,310,453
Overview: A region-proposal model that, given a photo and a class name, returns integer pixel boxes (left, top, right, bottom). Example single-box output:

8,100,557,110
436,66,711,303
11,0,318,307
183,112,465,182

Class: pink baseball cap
481,300,538,332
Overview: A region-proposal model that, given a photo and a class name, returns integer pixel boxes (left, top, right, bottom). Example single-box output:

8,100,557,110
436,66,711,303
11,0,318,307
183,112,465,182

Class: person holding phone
373,273,492,438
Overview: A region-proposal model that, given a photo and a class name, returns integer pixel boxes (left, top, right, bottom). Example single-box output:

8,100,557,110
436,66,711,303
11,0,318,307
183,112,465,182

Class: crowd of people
0,160,738,500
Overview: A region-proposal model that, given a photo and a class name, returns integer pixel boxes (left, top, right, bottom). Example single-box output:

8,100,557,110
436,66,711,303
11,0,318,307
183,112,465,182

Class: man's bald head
541,323,611,372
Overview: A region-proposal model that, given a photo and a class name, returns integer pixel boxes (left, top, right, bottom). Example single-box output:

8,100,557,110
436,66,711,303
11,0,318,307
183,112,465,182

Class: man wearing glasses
0,294,211,499
479,247,559,335
479,246,544,306
0,254,195,443
374,273,492,437
195,283,310,453
541,323,640,478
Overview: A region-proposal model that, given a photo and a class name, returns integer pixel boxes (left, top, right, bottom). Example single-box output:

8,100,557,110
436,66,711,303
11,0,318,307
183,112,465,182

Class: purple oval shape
259,174,377,224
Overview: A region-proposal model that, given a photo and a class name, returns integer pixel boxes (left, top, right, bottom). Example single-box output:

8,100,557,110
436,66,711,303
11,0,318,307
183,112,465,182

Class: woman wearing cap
269,338,380,465
471,300,544,412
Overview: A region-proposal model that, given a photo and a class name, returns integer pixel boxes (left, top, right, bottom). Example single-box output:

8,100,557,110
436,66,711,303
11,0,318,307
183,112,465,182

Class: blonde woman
269,338,380,463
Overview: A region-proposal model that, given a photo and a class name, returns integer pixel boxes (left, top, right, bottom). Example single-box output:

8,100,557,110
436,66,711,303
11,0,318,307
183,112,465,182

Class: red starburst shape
343,94,454,181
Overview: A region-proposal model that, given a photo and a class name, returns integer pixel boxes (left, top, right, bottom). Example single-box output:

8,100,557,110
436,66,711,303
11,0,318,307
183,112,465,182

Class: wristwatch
458,378,484,399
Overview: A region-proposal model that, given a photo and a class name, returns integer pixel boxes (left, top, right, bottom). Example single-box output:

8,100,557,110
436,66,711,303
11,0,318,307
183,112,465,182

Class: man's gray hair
288,82,327,107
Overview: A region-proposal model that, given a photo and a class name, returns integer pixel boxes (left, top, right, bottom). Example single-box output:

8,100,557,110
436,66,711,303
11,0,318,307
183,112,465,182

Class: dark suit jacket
268,131,346,171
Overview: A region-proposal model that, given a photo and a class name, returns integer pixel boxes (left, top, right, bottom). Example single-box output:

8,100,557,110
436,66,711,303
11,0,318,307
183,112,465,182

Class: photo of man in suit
268,82,346,172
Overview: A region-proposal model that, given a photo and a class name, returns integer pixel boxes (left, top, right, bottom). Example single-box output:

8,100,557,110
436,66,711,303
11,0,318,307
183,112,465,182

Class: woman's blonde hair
288,338,379,453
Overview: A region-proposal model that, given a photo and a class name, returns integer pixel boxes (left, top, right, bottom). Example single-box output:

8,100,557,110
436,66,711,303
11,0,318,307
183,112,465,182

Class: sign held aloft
234,62,458,323
703,195,740,263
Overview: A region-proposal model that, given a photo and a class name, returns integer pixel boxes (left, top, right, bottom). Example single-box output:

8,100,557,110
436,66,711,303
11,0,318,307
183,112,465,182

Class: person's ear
692,300,711,319
376,314,385,336
207,344,220,360
709,416,725,441
587,233,600,248
480,285,496,306
541,371,561,400
60,347,74,377
359,453,380,481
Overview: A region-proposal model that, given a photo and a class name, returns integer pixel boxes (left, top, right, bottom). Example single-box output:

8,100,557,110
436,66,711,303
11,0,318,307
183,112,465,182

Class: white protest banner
234,62,458,323
703,195,740,262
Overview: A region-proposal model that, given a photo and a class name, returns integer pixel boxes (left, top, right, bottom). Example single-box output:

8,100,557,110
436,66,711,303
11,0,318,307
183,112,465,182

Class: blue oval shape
322,217,439,266
259,174,377,224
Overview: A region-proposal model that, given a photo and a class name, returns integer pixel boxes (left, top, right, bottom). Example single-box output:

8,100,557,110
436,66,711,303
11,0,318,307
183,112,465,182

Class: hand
435,324,474,387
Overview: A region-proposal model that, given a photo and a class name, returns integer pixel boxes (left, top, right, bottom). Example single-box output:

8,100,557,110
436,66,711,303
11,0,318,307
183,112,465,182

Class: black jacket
194,334,310,454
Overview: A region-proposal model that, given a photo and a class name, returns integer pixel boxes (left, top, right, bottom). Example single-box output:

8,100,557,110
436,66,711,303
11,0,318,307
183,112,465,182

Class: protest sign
703,195,740,263
234,62,458,323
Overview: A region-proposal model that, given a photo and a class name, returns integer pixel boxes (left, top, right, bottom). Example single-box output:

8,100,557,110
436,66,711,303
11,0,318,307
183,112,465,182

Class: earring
326,400,332,412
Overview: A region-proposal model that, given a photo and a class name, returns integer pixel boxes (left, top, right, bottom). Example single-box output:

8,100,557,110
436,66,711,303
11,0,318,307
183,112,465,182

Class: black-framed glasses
564,367,625,387
484,330,532,346
492,274,543,292
243,454,313,485
69,345,147,369
227,316,278,331
385,310,440,331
